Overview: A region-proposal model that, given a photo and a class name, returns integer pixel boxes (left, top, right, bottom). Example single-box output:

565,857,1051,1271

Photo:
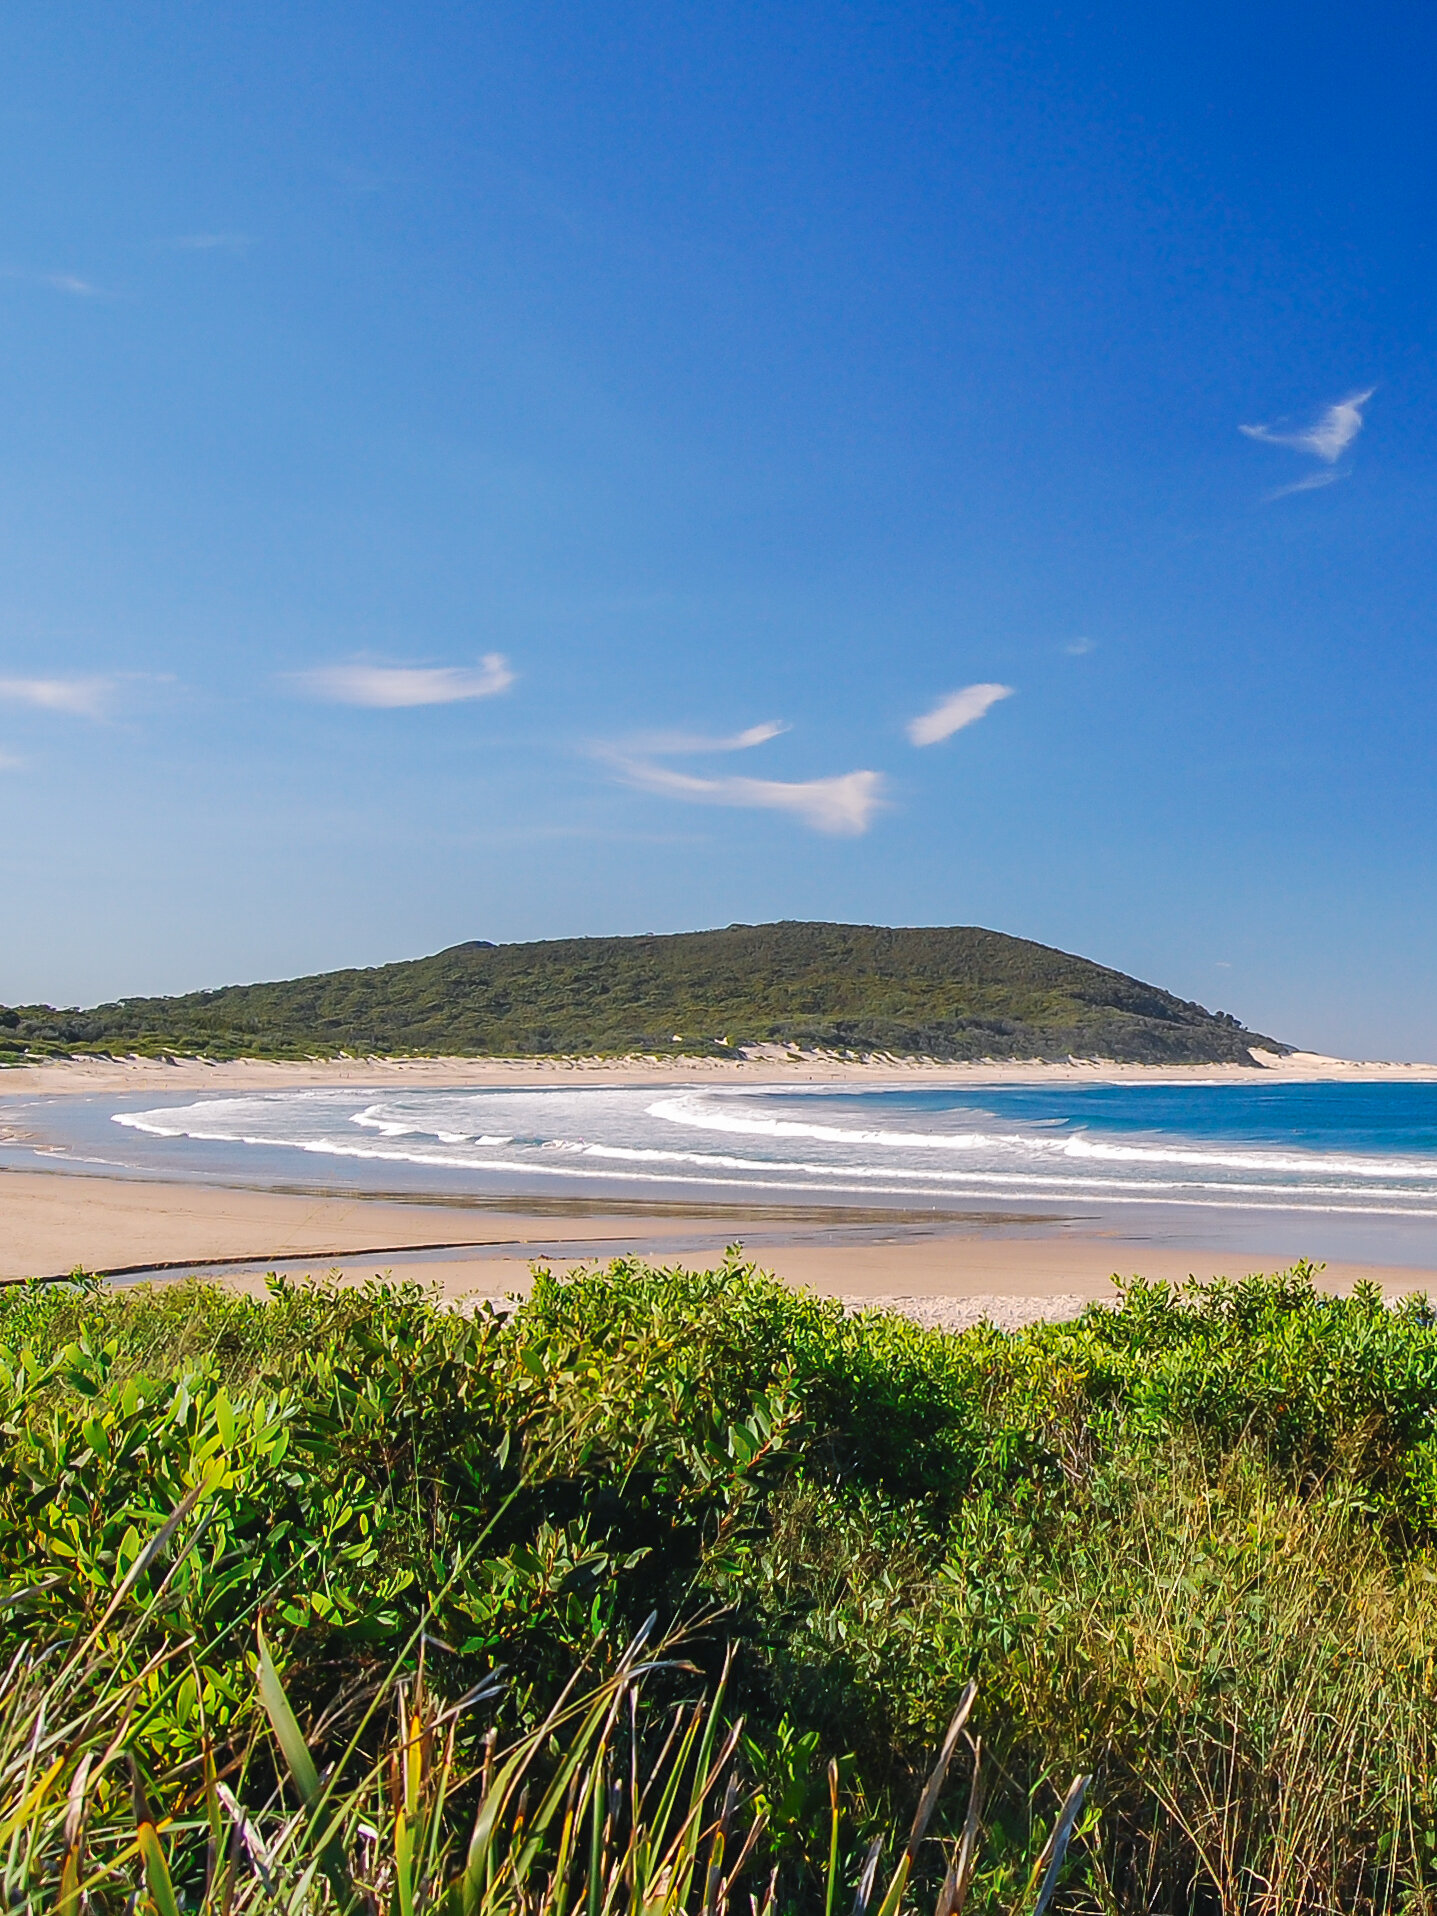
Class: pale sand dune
3,1045,1437,1101
848,1294,1090,1332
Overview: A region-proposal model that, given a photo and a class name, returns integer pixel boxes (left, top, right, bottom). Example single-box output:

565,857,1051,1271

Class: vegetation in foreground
1,1257,1434,1911
0,919,1282,1064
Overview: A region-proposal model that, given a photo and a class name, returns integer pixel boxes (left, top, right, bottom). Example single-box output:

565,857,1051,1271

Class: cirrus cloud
1,267,107,299
625,719,789,755
1240,389,1374,464
0,675,116,718
289,655,516,708
601,717,884,834
907,682,1014,747
1265,468,1343,501
613,757,885,835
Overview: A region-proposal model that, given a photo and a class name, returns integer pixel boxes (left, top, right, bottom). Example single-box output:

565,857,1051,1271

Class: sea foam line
109,1109,1437,1218
646,1095,1437,1180
119,1107,1434,1200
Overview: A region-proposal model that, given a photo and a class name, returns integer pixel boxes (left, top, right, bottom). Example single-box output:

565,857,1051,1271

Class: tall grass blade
1028,1774,1090,1916
254,1627,355,1911
825,1758,842,1916
57,1845,81,1916
255,1628,322,1808
934,1737,982,1916
136,1820,183,1916
874,1682,977,1916
851,1835,884,1916
217,1778,277,1899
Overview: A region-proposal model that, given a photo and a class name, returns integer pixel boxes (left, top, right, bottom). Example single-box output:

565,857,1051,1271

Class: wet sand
3,1167,1431,1314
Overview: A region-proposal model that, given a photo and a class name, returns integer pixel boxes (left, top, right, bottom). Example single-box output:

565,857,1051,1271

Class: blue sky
2,1,1435,1058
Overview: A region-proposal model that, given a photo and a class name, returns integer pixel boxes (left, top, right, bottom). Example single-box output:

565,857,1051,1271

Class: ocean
10,1076,1437,1267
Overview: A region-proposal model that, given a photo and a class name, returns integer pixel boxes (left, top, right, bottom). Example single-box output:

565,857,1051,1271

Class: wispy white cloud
614,757,886,835
601,718,883,833
0,675,115,718
290,655,516,708
1,268,104,298
1265,468,1344,502
907,682,1014,747
0,749,20,770
1240,389,1374,464
627,720,788,755
1065,637,1096,656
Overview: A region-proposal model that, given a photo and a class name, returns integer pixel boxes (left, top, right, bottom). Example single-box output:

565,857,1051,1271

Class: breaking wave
108,1080,1437,1221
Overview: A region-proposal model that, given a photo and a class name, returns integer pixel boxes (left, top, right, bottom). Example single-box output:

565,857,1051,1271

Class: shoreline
6,1051,1436,1304
3,1165,1433,1303
3,1045,1437,1097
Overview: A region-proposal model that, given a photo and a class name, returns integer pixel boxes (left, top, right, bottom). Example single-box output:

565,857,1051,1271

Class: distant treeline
0,919,1284,1065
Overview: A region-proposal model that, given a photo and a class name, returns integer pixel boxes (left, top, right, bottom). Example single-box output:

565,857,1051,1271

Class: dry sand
3,1046,1437,1099
0,1169,706,1282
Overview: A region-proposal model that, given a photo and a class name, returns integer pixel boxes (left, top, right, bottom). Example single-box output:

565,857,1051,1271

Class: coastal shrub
0,1267,802,1738
1059,1268,1437,1501
7,1258,1437,1910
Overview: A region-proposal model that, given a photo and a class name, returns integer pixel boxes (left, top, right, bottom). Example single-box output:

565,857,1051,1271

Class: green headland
0,919,1284,1064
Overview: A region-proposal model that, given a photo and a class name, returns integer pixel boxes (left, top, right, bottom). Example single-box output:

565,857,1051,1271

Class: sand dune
3,1046,1437,1102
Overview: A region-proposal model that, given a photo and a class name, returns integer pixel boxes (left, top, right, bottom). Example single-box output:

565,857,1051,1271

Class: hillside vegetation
3,1260,1436,1912
0,920,1283,1064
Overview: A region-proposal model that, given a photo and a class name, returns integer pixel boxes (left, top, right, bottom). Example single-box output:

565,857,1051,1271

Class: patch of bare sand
363,1238,1429,1309
845,1293,1089,1331
0,1169,728,1284
444,1292,1095,1333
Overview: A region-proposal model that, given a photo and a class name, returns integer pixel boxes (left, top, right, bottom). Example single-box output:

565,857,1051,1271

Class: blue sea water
7,1078,1437,1266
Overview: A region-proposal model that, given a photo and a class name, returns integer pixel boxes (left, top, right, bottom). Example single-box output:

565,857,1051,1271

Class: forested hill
1,921,1286,1065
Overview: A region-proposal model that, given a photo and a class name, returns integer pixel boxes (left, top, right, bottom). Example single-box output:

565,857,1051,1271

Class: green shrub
7,1257,1437,1912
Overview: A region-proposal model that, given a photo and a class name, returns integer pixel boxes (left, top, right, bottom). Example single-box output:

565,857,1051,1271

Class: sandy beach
5,1051,1437,1318
4,1046,1437,1101
3,1162,1432,1319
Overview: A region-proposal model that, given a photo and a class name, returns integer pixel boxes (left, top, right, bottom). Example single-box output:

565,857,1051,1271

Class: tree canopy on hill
0,919,1285,1065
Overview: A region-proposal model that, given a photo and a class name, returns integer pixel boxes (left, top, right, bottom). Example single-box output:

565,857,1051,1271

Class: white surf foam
109,1083,1437,1223
645,1092,1437,1181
